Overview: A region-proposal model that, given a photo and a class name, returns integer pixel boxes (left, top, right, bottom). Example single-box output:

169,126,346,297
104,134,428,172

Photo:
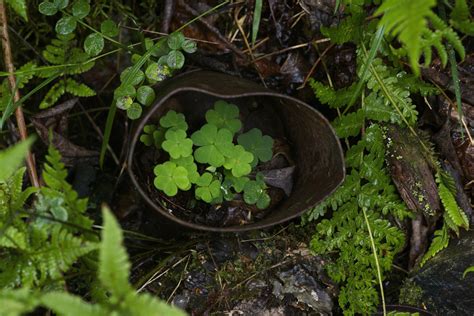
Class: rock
412,229,474,315
273,264,333,314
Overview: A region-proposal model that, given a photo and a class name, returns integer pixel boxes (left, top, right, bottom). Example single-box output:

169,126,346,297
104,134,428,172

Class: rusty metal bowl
127,70,345,232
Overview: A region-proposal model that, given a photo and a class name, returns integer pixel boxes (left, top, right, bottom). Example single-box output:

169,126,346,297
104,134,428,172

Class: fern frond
376,0,436,74
450,0,474,35
420,224,449,266
0,288,40,316
41,145,92,230
332,109,364,138
38,34,94,79
436,171,469,230
321,12,365,44
309,79,357,109
99,207,132,298
65,79,95,97
39,81,66,109
41,291,108,316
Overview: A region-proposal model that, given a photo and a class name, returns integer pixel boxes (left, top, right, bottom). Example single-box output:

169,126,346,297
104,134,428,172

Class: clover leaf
223,145,254,177
243,174,270,209
205,100,242,134
171,156,199,184
224,173,250,193
140,125,165,148
195,173,222,203
153,162,190,196
145,63,171,82
237,128,274,166
191,124,234,167
127,102,142,120
162,129,193,159
221,179,236,201
159,110,188,131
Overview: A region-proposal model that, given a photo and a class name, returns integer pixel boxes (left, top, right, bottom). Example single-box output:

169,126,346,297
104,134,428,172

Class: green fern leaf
0,288,40,316
376,0,436,75
123,292,186,316
436,173,469,230
41,145,92,230
450,0,474,35
39,81,66,109
99,207,132,298
0,138,34,182
321,12,365,44
65,78,95,97
5,0,28,21
333,109,364,138
309,79,357,109
41,292,108,316
420,224,449,267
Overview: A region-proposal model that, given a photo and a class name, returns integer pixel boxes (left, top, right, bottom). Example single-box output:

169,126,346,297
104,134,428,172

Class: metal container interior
128,71,345,232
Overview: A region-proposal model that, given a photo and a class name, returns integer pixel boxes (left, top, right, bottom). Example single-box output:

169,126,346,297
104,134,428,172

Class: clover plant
141,100,275,210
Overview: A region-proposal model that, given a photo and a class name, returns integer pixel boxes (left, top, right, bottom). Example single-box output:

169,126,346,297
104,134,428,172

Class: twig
0,1,39,187
161,0,175,34
298,43,335,89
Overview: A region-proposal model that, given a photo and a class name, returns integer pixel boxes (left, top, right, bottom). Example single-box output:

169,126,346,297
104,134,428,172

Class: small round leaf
72,0,90,18
126,103,142,120
181,39,197,53
137,85,155,106
39,2,58,15
167,32,185,50
53,0,69,9
55,16,77,35
167,50,185,69
145,63,171,82
101,19,119,37
114,84,135,99
84,33,104,56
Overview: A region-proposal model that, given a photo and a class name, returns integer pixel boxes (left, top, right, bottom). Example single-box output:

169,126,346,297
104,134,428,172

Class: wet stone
412,229,474,315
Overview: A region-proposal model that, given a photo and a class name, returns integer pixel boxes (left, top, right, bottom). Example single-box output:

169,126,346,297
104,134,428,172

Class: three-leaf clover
243,174,270,209
84,33,104,56
195,173,222,203
224,173,249,193
162,129,193,159
205,100,242,133
237,128,274,166
140,124,165,148
191,124,234,167
171,156,199,184
154,162,190,196
223,145,254,177
160,110,188,131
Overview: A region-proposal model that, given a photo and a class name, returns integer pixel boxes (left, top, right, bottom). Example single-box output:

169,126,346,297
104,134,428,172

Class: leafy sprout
237,128,274,166
205,100,242,133
153,162,190,196
195,173,222,203
223,145,254,177
243,173,270,209
140,124,165,148
224,172,249,193
162,129,193,159
171,156,199,184
159,110,188,131
191,124,234,167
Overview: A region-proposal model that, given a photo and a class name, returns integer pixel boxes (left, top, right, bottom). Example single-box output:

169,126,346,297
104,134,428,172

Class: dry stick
298,43,335,90
0,1,39,187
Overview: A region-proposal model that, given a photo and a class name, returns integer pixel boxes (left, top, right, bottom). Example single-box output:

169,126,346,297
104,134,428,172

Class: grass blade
344,26,385,114
0,73,59,130
252,0,262,46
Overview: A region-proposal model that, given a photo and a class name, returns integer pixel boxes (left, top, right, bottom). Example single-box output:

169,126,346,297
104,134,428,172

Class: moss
399,279,424,307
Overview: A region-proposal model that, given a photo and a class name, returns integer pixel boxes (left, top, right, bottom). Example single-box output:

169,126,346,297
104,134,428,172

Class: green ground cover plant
141,100,273,209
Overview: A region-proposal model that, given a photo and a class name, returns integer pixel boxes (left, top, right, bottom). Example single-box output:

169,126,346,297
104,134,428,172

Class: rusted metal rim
127,70,345,232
